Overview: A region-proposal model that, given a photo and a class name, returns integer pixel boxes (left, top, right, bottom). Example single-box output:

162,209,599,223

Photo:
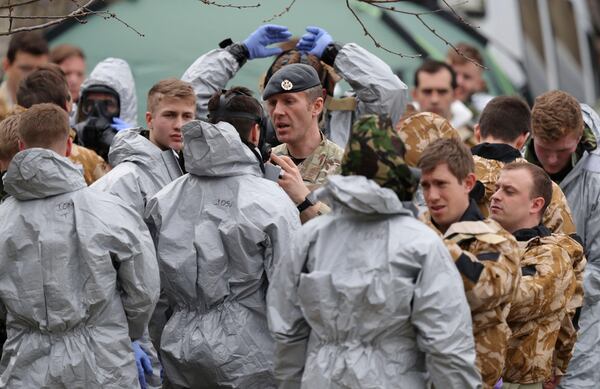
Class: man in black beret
263,63,344,223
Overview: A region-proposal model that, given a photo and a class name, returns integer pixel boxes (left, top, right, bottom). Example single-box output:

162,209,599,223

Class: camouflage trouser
502,383,542,389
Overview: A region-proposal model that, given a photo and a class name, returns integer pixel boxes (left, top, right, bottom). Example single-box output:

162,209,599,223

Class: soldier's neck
286,125,322,159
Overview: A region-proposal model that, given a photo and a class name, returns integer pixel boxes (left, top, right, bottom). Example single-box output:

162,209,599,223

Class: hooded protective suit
181,43,407,147
554,105,600,389
92,128,182,215
0,148,159,388
145,120,300,388
91,128,183,388
267,175,482,389
79,57,138,126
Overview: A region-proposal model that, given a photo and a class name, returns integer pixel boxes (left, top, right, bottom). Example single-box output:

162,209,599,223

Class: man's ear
531,196,545,216
474,123,481,143
145,111,153,130
464,172,477,192
515,132,529,150
249,123,260,146
2,57,10,73
18,139,25,151
311,97,324,117
65,137,73,157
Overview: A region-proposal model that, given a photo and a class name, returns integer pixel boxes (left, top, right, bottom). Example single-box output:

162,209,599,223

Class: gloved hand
296,26,333,58
133,341,153,389
242,24,292,59
493,378,503,389
111,117,132,131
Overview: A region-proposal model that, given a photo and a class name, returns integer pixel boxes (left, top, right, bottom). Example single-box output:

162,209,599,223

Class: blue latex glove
133,341,153,389
242,24,292,59
493,378,503,389
111,117,131,131
296,26,333,58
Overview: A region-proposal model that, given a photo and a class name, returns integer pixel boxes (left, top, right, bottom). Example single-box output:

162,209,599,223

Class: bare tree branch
197,0,260,9
0,0,145,37
346,0,420,58
263,0,296,23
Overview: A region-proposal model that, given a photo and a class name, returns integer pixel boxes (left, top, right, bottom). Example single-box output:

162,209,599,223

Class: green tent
49,0,515,123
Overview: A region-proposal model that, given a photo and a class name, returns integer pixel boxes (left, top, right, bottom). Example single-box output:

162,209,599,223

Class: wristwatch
297,192,317,213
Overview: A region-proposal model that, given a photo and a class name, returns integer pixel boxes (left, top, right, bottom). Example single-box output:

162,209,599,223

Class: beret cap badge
281,80,293,91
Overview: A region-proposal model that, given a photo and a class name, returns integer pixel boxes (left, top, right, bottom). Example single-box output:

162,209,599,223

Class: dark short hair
502,162,553,216
207,86,263,141
478,96,531,142
17,64,70,110
414,59,457,90
49,44,85,65
418,137,474,182
6,32,48,64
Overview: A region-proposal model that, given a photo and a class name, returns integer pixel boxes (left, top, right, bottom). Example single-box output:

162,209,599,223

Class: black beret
262,63,322,100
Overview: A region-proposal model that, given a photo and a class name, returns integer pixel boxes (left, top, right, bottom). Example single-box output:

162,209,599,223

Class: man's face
147,97,195,152
59,55,86,103
420,163,473,231
452,61,485,102
490,169,536,232
3,51,48,97
266,91,320,146
533,132,580,174
412,69,455,120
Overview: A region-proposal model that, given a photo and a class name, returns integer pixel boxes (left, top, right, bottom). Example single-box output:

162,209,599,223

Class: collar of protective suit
512,224,551,242
3,148,86,200
108,127,181,178
471,142,521,163
314,175,413,216
182,120,262,178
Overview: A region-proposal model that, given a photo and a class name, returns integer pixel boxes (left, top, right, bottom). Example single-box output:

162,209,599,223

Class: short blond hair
0,114,21,161
19,103,70,148
531,90,583,141
147,78,195,113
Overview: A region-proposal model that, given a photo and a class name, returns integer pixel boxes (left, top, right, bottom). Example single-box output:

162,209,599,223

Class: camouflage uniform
395,111,461,167
343,114,417,201
503,226,583,384
69,129,110,185
68,143,110,185
273,132,344,191
421,201,521,389
471,145,576,234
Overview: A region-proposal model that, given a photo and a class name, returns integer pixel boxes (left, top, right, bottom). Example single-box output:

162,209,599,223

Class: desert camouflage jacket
472,143,576,235
503,225,583,384
422,200,521,389
273,133,344,191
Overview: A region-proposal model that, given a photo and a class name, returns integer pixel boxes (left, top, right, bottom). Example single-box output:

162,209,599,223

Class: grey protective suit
91,128,183,388
92,128,182,215
558,104,600,389
145,120,300,388
79,57,138,126
0,148,159,388
181,43,407,147
267,175,482,389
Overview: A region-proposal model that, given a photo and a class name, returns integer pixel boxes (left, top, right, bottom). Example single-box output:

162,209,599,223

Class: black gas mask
75,85,121,161
208,90,272,172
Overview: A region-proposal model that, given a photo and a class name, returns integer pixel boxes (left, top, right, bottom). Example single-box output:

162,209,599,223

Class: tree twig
263,0,296,23
197,0,260,9
346,0,421,58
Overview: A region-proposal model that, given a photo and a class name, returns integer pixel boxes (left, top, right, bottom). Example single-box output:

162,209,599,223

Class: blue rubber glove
111,117,131,131
242,24,292,59
296,26,333,58
493,378,503,389
133,341,153,389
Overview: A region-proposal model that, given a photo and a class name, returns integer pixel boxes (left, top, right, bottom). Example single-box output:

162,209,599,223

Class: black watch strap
220,38,249,67
297,196,315,213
